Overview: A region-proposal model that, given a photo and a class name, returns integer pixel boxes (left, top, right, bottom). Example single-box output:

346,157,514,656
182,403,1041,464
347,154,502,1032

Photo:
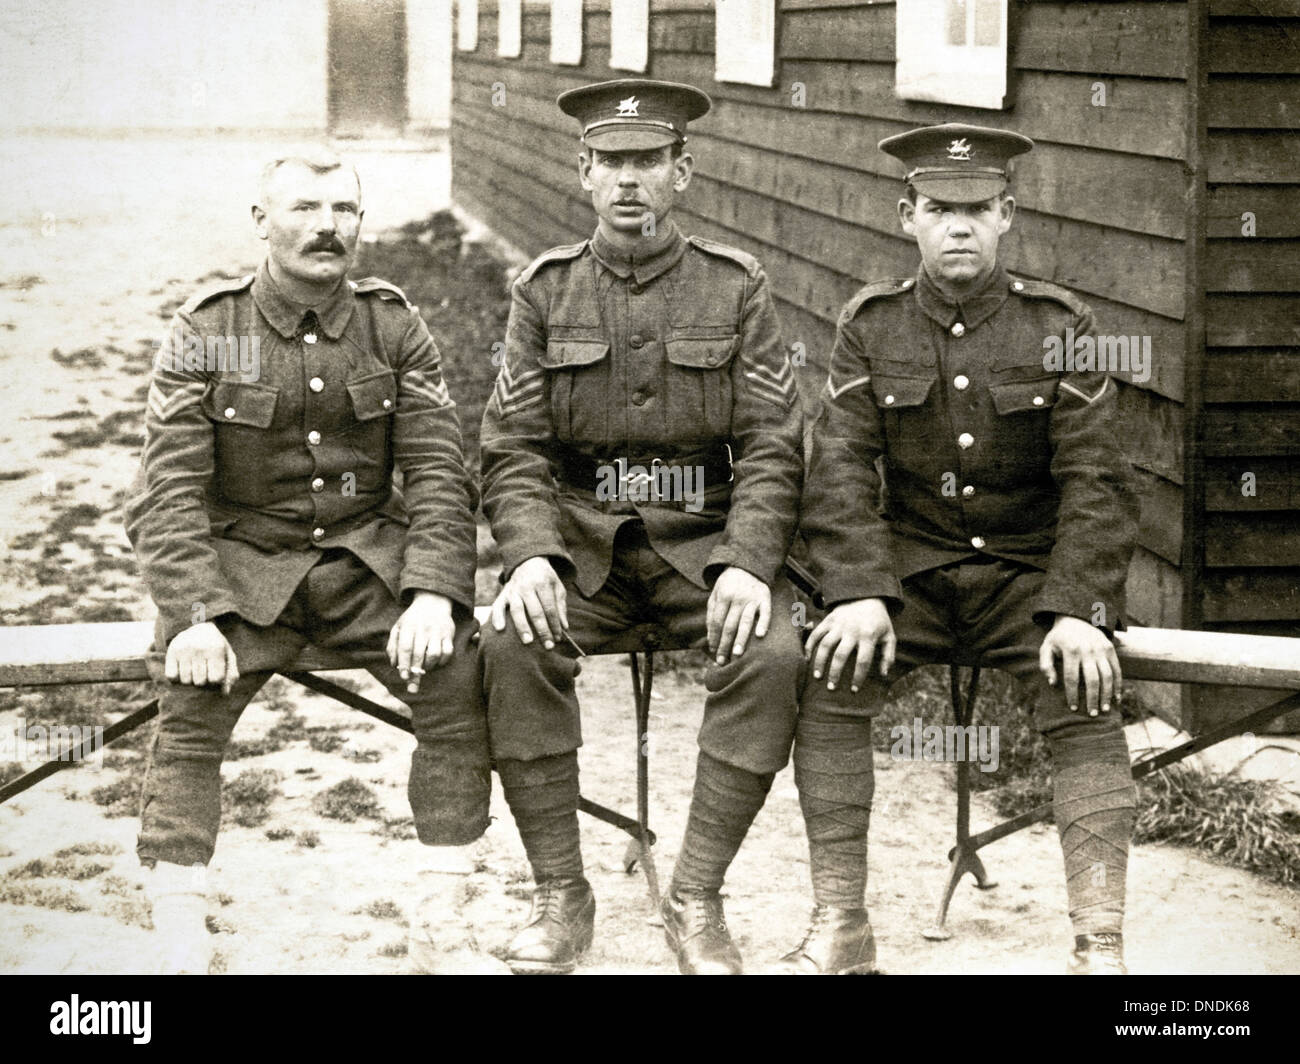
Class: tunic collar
914,260,1011,331
590,221,689,286
252,260,356,340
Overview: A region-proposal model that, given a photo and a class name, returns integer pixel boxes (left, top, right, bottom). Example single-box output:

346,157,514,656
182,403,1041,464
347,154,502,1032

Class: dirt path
0,134,1296,975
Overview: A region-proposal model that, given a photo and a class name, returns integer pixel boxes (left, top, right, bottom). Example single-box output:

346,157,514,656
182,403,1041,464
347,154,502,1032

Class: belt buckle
625,457,661,492
724,443,734,483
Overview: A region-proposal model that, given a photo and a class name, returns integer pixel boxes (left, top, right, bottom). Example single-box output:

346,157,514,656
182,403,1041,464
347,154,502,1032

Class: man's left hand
707,566,771,663
388,591,457,693
1039,614,1122,718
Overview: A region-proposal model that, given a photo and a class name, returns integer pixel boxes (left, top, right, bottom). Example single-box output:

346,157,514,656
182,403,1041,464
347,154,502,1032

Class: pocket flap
539,340,610,368
665,336,737,369
206,380,278,428
870,374,934,409
989,377,1058,415
346,371,398,421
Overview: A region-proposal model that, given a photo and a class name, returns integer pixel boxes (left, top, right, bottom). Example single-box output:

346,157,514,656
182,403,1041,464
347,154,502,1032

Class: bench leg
923,665,997,941
625,651,662,912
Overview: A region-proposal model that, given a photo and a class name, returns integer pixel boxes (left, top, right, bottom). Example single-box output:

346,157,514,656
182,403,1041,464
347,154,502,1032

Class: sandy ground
0,133,1297,976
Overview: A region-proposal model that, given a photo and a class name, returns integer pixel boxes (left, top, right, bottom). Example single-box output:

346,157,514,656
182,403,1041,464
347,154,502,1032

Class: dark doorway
328,0,408,137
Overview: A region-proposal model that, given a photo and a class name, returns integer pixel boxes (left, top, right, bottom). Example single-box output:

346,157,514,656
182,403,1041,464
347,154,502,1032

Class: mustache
303,236,346,254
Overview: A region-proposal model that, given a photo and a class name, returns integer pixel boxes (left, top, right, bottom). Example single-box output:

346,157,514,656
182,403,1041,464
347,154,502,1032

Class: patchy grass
222,768,281,828
0,880,89,912
377,816,416,842
312,778,382,823
89,776,138,818
1137,763,1300,887
376,939,408,959
358,898,404,922
11,855,111,881
295,830,321,849
343,748,382,764
264,826,295,842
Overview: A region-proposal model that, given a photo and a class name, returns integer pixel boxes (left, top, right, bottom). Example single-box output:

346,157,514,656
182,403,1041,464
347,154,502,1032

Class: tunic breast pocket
986,376,1058,479
539,338,610,442
202,379,281,504
344,370,397,487
664,335,736,438
869,373,936,444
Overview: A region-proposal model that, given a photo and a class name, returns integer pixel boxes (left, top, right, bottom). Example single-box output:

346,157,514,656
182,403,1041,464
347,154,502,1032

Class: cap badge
617,96,640,117
947,137,973,161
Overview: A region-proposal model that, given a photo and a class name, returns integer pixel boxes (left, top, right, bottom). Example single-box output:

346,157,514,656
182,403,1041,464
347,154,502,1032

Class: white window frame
456,0,479,51
551,0,584,65
498,0,522,57
609,0,649,73
714,0,775,87
896,0,1010,110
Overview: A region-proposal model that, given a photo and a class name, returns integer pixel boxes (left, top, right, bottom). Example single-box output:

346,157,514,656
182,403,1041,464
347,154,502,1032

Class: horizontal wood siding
451,1,1195,631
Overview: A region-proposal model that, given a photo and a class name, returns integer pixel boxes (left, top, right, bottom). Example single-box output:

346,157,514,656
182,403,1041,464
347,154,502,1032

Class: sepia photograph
0,0,1296,1012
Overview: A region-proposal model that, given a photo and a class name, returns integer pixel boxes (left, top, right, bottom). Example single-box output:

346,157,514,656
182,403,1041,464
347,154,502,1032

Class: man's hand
805,598,895,692
490,556,569,649
707,566,771,663
1039,614,1122,717
165,621,240,695
388,591,457,694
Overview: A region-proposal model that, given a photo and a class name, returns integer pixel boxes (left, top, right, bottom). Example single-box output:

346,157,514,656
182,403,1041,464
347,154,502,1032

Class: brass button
962,484,975,498
311,477,324,492
630,334,645,349
632,390,647,406
951,322,966,338
382,398,392,410
971,536,985,549
312,527,325,540
884,395,895,406
309,377,324,393
307,430,321,446
958,432,974,449
223,407,236,419
901,278,914,289
304,333,317,344
1012,280,1025,292
1033,395,1045,406
629,282,643,295
953,375,969,391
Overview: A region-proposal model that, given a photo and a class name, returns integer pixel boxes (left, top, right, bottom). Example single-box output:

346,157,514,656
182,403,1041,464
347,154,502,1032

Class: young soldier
125,150,503,974
479,80,805,974
784,124,1140,974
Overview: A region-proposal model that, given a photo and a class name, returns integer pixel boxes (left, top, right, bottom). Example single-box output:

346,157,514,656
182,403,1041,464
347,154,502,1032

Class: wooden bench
1,617,1298,935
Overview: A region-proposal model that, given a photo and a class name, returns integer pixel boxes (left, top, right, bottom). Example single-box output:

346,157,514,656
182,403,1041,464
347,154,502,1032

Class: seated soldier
124,149,503,974
479,79,806,975
783,124,1141,975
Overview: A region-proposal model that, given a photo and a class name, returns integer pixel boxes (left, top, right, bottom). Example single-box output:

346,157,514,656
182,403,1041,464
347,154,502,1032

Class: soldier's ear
251,204,268,240
897,197,917,236
578,150,595,192
673,150,694,193
996,194,1015,234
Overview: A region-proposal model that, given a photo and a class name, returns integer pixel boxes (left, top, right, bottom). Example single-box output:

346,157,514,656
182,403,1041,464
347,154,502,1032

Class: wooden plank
1208,75,1300,127
1203,572,1300,622
647,53,1188,159
1117,381,1185,484
1206,293,1300,345
1203,403,1300,455
1015,1,1188,79
1208,185,1300,238
1114,625,1300,688
1206,239,1300,292
1208,131,1300,183
1136,469,1184,565
1205,455,1300,509
1206,512,1300,565
1207,19,1300,73
778,6,896,62
1206,350,1300,401
1126,545,1184,629
1210,1,1300,15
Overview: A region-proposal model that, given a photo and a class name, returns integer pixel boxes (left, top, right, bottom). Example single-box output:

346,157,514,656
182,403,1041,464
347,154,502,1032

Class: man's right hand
805,598,896,692
165,621,240,695
490,556,569,649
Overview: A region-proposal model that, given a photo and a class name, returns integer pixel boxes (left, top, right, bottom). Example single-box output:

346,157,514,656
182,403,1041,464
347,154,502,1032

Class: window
609,0,649,73
715,0,775,87
551,0,583,65
456,0,478,51
498,0,522,57
896,0,1010,109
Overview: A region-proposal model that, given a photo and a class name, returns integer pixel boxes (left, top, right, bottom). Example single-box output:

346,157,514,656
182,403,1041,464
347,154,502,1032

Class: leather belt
553,443,734,492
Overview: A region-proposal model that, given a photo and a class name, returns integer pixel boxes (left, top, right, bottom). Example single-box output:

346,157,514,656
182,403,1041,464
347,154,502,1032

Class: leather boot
768,905,876,974
505,876,595,975
1068,932,1127,974
660,889,743,975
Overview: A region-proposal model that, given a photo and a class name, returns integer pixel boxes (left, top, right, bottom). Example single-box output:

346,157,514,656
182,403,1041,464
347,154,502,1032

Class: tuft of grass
378,816,416,841
295,830,320,849
89,777,138,818
222,768,281,828
376,940,408,958
312,778,383,822
359,898,404,921
1136,763,1300,887
12,855,111,881
344,748,382,764
54,841,122,858
0,880,89,912
264,826,294,841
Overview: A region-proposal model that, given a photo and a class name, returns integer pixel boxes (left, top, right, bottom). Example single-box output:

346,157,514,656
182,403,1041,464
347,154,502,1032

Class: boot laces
677,891,728,936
